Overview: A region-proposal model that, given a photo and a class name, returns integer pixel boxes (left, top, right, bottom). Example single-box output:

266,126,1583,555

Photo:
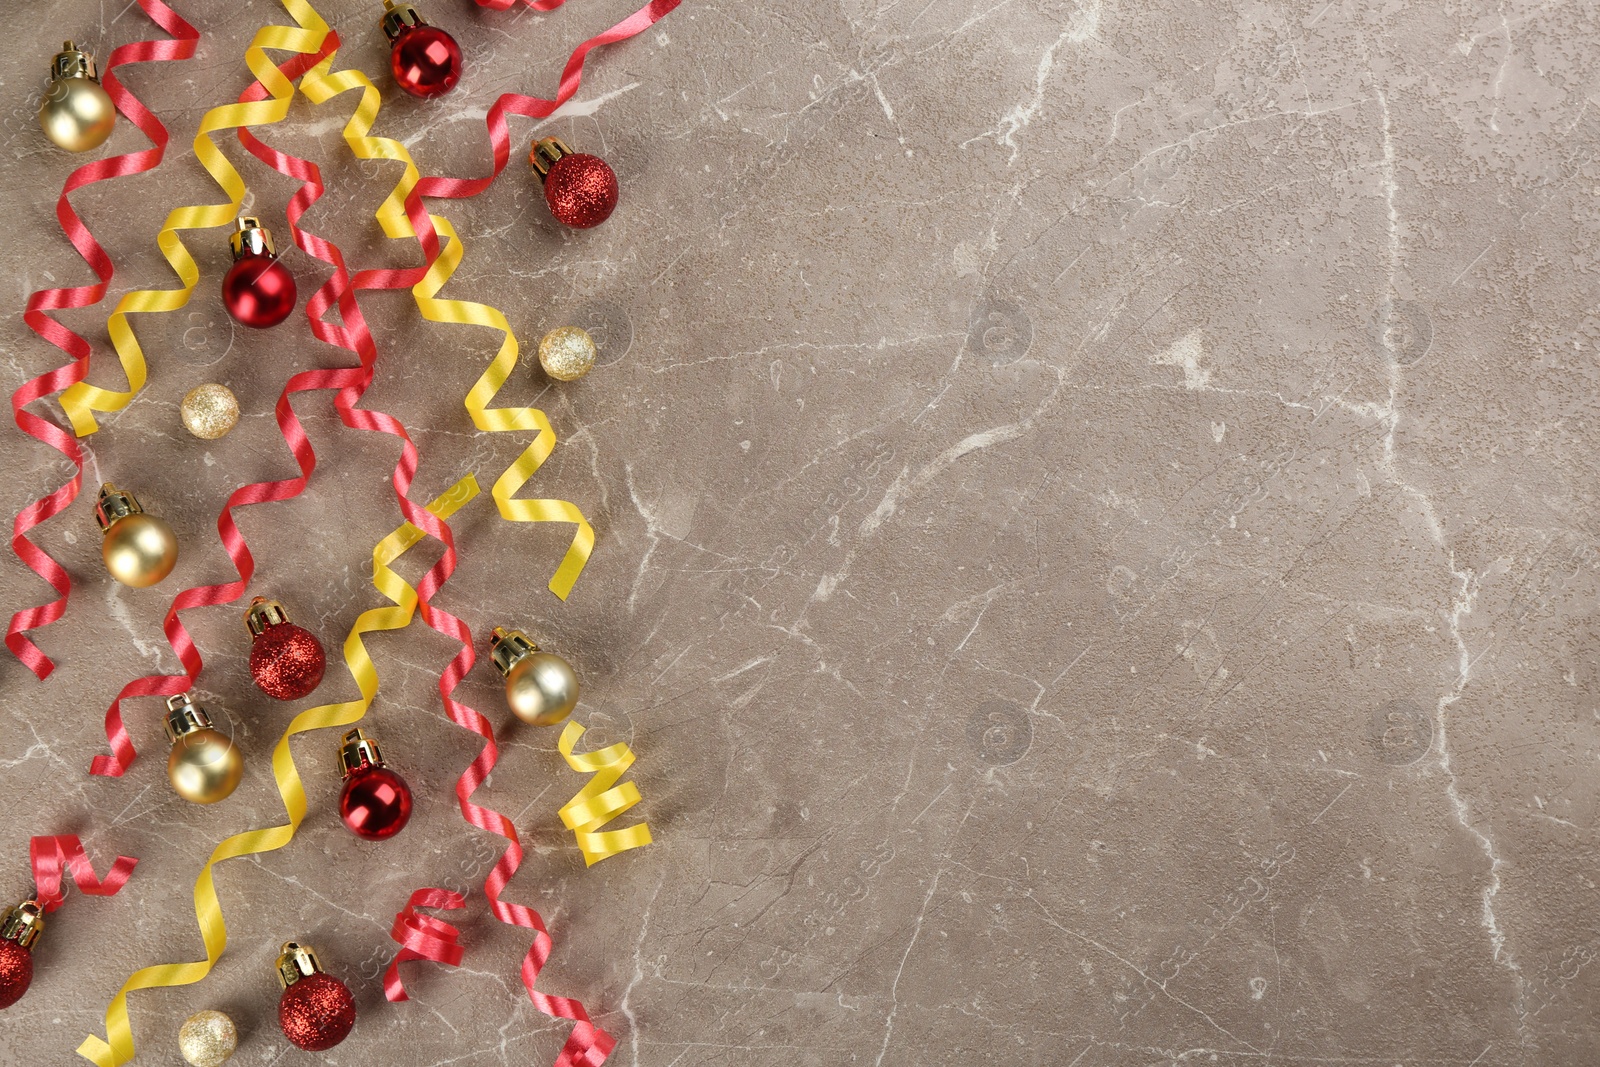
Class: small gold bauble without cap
178,1010,238,1067
537,326,598,381
180,383,239,440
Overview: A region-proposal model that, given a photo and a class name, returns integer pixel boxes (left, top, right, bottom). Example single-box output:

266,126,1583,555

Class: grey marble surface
2,0,1598,1064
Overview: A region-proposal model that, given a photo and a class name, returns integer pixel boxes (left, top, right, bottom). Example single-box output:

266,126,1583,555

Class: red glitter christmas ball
339,765,413,841
278,972,355,1051
249,622,327,701
221,254,297,329
0,939,32,1010
543,153,618,229
390,25,461,98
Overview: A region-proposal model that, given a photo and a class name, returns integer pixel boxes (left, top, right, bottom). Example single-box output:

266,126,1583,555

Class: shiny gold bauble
102,513,179,588
167,728,243,804
178,1010,237,1067
537,326,597,381
504,651,579,726
180,384,240,440
39,78,115,152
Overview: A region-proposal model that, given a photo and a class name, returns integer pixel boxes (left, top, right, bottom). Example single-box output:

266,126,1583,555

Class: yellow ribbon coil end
557,721,653,866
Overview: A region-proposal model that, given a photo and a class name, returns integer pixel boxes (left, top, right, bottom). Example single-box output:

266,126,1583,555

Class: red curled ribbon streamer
414,0,678,205
7,1,199,680
29,837,138,913
384,889,467,1002
87,37,342,778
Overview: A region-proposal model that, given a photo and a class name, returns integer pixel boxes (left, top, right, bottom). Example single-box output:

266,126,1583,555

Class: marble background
2,0,1597,1064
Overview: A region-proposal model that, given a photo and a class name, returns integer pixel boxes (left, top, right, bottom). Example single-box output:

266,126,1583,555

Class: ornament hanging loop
275,941,322,988
50,42,99,82
380,1,428,41
94,483,142,530
0,901,44,949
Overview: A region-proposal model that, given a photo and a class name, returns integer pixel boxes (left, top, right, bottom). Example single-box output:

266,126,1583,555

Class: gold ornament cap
381,0,428,41
229,217,275,260
244,596,292,636
49,42,100,83
529,136,575,183
0,900,44,950
337,728,386,777
94,483,144,531
163,692,215,743
489,626,541,678
276,941,324,988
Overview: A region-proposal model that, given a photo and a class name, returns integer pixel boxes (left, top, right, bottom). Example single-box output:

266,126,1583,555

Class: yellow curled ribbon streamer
439,220,596,599
59,10,329,435
557,721,653,866
295,57,594,599
78,475,481,1067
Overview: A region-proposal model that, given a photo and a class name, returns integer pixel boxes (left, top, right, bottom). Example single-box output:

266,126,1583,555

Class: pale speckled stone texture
0,1,1597,1064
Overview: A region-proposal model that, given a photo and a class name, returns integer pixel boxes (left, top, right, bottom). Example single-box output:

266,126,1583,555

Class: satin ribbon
384,888,468,1002
87,25,344,778
29,837,138,913
78,478,481,1067
57,15,326,435
413,0,679,204
558,722,653,865
422,215,595,598
7,1,199,680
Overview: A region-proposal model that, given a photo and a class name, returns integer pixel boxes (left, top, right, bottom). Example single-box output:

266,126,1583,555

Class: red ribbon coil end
384,888,468,1002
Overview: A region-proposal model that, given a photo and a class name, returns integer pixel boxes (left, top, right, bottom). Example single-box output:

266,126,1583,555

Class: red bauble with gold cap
246,597,326,701
336,729,413,841
221,218,296,329
0,901,42,1010
276,942,356,1051
382,1,461,98
530,136,618,229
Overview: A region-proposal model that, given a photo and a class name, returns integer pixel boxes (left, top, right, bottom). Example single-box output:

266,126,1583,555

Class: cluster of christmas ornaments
23,1,635,1057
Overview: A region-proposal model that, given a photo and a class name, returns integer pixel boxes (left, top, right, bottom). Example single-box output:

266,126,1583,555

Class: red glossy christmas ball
249,622,326,701
279,972,355,1051
0,939,32,1010
338,765,413,840
221,254,297,329
543,153,618,229
390,25,461,98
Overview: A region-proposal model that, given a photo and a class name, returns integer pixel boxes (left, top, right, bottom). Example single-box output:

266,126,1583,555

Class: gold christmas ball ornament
180,384,239,440
164,693,243,804
537,326,597,381
489,626,579,726
96,483,178,588
178,1010,238,1067
38,42,115,153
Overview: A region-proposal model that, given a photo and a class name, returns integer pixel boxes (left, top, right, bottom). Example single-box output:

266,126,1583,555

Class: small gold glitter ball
180,384,240,440
178,1009,237,1067
538,326,598,381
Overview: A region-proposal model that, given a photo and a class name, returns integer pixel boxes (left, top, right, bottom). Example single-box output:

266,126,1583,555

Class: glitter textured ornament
538,326,598,382
178,1010,237,1067
337,729,413,840
164,693,244,804
0,901,42,1010
221,217,296,329
245,597,326,700
530,137,618,229
382,1,461,98
38,42,115,152
96,483,179,588
276,942,356,1052
181,384,240,440
490,627,580,726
